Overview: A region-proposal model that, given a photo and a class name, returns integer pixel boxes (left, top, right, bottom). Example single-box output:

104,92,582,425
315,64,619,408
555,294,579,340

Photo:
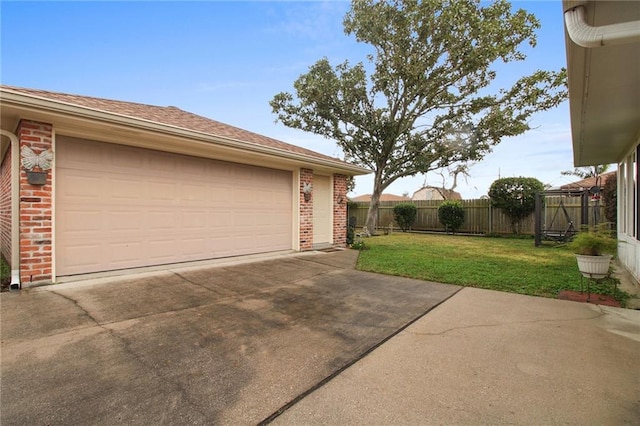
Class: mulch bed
557,290,621,307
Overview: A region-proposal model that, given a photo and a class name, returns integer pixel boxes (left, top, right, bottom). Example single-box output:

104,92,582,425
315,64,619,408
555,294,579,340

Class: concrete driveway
0,250,460,425
2,249,639,425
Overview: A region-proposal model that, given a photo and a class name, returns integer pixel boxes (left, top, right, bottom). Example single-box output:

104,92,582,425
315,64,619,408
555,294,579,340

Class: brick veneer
299,168,313,250
18,120,53,285
333,174,348,247
0,146,11,264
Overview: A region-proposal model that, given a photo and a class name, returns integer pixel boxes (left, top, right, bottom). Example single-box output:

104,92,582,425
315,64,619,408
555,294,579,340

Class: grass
1,256,10,292
356,233,629,305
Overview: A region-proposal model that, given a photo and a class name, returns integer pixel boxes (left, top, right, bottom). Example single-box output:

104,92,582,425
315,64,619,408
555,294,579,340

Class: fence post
488,201,492,235
534,192,542,246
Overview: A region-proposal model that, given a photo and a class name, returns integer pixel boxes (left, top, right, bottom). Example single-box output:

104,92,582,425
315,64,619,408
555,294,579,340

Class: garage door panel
109,242,144,266
208,211,234,227
146,211,178,230
108,211,143,231
58,142,103,168
108,146,145,170
110,178,143,200
183,211,207,228
61,209,104,233
148,151,178,173
146,240,178,262
149,181,177,200
58,243,103,274
56,136,293,276
60,173,103,200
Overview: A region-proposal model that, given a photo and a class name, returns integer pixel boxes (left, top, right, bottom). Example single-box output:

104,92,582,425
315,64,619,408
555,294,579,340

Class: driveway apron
0,250,460,425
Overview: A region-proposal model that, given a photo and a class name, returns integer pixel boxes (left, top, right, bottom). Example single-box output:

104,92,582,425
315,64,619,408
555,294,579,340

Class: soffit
564,0,640,166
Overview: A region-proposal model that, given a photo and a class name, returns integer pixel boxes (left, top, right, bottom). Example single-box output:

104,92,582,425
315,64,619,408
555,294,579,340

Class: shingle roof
1,84,345,164
560,171,616,190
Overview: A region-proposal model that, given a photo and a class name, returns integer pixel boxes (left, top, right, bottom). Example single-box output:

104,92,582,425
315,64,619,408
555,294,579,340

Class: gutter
0,129,21,290
564,4,640,48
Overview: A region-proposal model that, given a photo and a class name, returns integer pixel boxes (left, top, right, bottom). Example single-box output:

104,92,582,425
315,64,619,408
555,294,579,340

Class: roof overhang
0,88,370,176
563,0,640,166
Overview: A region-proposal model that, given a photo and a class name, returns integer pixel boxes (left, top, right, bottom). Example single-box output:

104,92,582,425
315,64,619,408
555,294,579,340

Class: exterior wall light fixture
302,182,313,202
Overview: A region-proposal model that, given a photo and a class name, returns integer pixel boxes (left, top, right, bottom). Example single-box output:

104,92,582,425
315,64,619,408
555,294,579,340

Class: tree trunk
365,176,385,235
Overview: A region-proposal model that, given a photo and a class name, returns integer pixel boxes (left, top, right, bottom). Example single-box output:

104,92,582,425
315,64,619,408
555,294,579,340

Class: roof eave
562,0,640,167
0,88,371,176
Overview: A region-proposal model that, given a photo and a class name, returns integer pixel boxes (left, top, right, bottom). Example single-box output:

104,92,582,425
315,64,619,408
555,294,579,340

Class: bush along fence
348,197,606,236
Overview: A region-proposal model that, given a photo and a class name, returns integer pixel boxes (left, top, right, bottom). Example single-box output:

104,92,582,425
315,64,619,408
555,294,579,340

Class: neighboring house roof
560,171,616,190
562,1,640,166
0,85,370,175
412,186,462,200
350,193,411,202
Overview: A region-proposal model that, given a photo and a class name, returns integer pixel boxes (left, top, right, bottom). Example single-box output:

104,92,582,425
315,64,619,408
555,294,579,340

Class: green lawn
356,233,628,303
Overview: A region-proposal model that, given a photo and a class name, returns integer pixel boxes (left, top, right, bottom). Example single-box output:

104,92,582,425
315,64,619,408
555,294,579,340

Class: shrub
393,203,417,232
346,216,357,245
346,200,359,213
602,172,617,225
350,239,368,250
438,200,465,234
1,255,10,291
569,225,617,256
488,177,545,234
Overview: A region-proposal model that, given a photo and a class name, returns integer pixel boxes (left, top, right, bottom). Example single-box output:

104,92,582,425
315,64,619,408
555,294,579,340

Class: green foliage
488,177,545,234
393,203,417,232
602,172,617,225
347,200,359,212
438,200,465,234
569,226,617,256
350,239,368,251
271,0,567,235
356,233,629,304
1,255,10,290
346,216,357,245
561,165,610,179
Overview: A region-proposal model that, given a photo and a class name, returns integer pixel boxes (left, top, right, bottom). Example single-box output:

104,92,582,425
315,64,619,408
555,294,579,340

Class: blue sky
1,1,579,199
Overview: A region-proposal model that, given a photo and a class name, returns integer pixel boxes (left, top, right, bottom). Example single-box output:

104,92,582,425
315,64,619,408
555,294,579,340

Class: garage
2,85,369,286
55,136,293,276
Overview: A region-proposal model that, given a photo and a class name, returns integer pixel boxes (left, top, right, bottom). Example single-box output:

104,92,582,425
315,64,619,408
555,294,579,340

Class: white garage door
56,136,292,276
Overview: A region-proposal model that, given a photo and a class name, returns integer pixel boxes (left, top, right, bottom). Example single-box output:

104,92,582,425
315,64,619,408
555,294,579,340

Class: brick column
333,174,348,247
18,120,53,285
299,168,313,250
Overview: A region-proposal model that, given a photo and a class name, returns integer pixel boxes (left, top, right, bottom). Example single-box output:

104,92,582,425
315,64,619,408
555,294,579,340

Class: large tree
271,0,567,234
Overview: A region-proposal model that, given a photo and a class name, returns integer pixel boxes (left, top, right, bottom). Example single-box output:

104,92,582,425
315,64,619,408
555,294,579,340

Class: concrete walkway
274,287,640,425
1,249,639,425
0,250,459,425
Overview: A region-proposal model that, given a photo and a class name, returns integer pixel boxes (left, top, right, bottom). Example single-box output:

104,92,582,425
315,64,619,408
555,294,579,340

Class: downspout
564,4,640,48
0,129,20,290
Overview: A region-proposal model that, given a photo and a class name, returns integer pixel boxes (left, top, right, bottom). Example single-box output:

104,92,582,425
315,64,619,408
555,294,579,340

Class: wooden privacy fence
349,197,605,235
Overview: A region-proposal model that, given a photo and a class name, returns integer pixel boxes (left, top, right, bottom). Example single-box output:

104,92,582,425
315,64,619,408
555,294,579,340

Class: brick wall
333,174,348,247
0,146,11,266
18,120,53,285
299,168,313,250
